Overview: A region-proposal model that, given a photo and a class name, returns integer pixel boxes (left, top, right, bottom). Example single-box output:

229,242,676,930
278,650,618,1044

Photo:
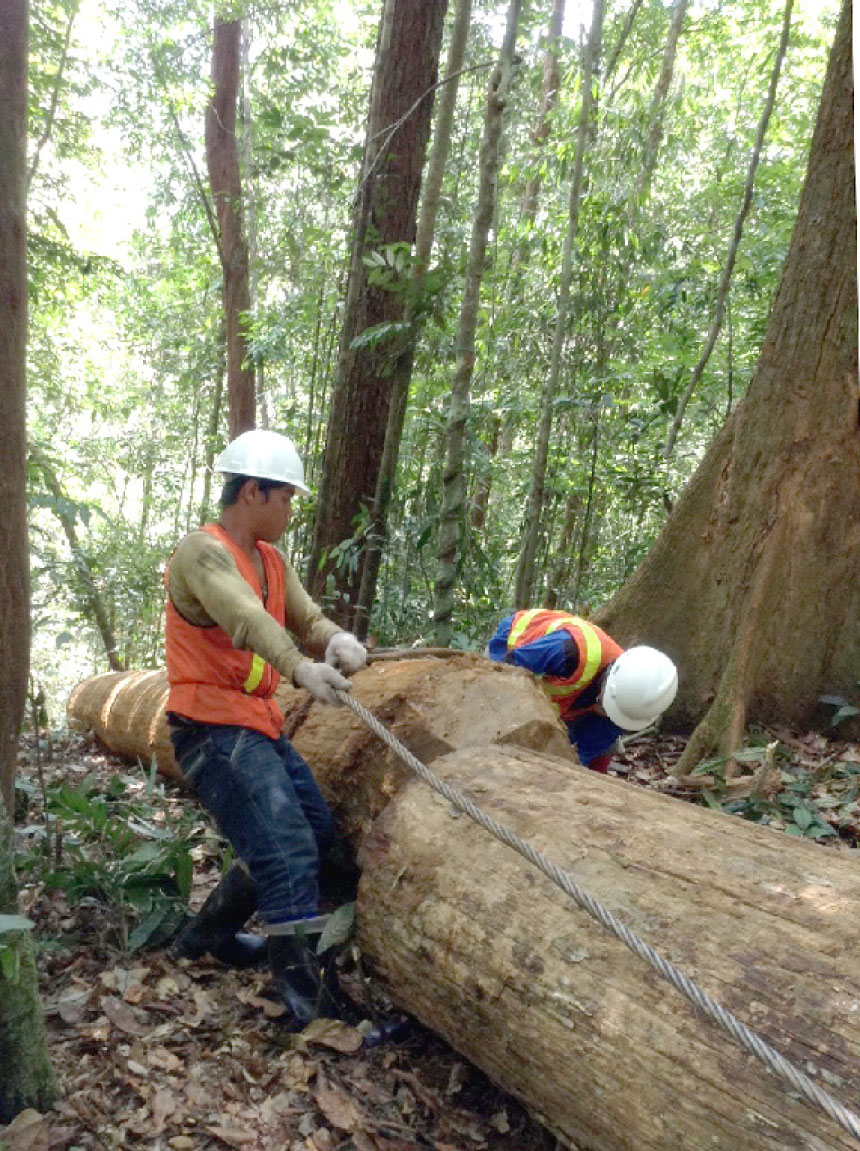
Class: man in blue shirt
488,609,678,772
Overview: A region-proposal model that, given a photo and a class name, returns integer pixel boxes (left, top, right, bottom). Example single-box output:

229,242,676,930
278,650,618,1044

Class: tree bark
0,0,55,1119
358,744,860,1151
433,0,522,645
353,0,473,641
65,656,575,819
596,0,858,772
513,0,603,609
308,0,448,622
206,17,255,437
513,0,565,265
0,0,30,819
0,798,55,1122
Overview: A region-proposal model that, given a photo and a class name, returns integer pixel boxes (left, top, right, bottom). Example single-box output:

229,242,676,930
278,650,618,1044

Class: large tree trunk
206,17,255,437
353,0,473,641
596,0,858,772
308,0,447,622
0,0,55,1120
358,744,860,1151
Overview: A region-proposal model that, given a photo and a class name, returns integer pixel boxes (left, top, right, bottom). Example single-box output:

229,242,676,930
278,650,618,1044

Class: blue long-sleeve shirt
488,614,622,766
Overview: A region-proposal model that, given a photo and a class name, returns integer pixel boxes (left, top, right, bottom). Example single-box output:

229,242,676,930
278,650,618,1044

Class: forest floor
4,722,860,1151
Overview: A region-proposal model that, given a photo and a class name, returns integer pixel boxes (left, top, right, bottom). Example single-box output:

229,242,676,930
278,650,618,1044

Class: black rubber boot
268,932,343,1032
171,863,267,968
318,838,361,911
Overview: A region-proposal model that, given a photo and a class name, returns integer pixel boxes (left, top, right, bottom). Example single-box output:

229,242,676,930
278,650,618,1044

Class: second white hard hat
600,645,678,731
215,429,310,495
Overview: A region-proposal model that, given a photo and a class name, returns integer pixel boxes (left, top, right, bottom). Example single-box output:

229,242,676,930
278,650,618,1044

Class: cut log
357,744,860,1151
66,656,575,836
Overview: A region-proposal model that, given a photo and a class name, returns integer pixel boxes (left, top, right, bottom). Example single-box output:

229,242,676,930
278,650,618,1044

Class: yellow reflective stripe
507,608,544,649
508,611,604,696
568,618,603,690
243,653,266,694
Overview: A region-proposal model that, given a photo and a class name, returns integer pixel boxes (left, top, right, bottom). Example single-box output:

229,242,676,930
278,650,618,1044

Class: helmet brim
217,468,312,497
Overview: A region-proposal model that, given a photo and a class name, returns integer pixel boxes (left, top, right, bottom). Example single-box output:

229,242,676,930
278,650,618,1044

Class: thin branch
355,59,496,206
167,102,226,271
27,0,79,189
662,0,795,459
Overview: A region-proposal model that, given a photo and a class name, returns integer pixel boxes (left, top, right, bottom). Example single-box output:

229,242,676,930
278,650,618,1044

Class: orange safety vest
164,523,287,739
506,609,623,723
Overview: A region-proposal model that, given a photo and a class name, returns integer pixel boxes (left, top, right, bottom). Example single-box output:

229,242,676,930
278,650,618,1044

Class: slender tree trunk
513,0,604,609
597,0,857,774
0,798,55,1122
633,0,688,204
662,0,794,458
433,0,522,646
514,0,565,265
0,0,31,819
308,0,448,622
206,17,255,437
199,334,225,524
354,0,472,640
0,0,55,1119
30,448,125,671
603,0,643,84
26,0,77,190
240,24,267,429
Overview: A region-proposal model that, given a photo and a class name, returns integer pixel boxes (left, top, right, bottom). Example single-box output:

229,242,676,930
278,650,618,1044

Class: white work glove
325,631,367,675
293,660,352,707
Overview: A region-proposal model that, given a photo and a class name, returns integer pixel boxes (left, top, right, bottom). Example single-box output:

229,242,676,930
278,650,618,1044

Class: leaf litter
7,733,559,1151
7,724,859,1150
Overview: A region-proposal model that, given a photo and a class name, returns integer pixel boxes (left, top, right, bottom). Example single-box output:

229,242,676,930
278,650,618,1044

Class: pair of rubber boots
171,862,394,1037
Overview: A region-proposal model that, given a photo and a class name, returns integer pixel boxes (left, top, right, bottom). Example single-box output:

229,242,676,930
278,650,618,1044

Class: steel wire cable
337,688,860,1144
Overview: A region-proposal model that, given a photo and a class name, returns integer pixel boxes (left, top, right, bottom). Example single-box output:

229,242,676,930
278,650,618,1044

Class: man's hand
294,660,352,706
325,631,367,675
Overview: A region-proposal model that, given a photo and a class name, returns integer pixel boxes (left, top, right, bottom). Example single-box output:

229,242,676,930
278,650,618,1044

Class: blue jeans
169,720,335,925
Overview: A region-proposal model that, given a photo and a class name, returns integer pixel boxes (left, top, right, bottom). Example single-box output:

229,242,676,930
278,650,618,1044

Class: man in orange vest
164,429,369,1032
487,609,678,773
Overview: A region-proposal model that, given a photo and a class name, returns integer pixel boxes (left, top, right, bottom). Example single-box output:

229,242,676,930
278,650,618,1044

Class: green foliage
0,916,35,984
17,771,200,951
22,0,839,698
696,741,859,843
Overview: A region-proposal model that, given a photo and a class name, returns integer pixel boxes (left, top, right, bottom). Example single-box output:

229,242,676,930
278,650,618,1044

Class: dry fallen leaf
300,1017,363,1053
0,1109,49,1151
152,1087,182,1133
205,1125,258,1148
101,994,149,1037
235,987,286,1018
312,1077,365,1133
147,1045,183,1072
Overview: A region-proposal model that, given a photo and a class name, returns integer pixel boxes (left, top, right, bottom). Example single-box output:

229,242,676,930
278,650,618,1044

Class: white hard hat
215,429,310,495
600,645,678,731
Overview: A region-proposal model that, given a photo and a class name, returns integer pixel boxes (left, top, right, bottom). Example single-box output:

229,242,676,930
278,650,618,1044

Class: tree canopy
22,0,843,732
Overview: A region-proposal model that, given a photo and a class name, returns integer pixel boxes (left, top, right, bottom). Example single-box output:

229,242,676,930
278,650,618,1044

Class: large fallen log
66,656,575,837
357,744,860,1151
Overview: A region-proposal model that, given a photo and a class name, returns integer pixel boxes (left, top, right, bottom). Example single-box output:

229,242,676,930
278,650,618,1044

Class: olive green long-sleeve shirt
166,529,340,683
